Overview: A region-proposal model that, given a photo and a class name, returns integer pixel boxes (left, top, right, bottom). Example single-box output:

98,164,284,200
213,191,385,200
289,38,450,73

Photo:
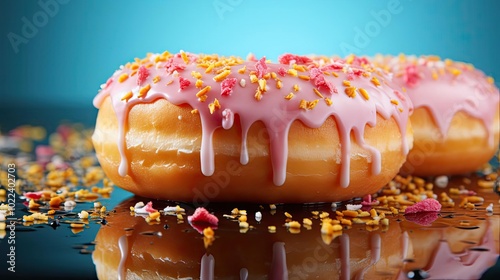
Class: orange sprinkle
331,72,339,77
208,98,221,114
191,109,198,114
121,91,133,102
391,99,399,105
324,97,332,106
237,65,246,74
342,80,351,87
180,50,189,64
313,88,324,98
431,70,439,80
362,72,371,78
145,63,153,68
450,68,461,76
345,87,357,98
258,79,267,92
487,77,495,84
263,73,271,80
166,80,174,85
213,69,231,82
293,84,300,92
130,63,140,70
276,79,283,89
198,95,208,102
138,84,151,98
358,88,369,100
444,59,453,66
299,75,310,81
196,86,211,98
323,71,330,76
398,108,404,112
118,73,129,83
191,71,202,79
293,64,307,72
285,92,294,100
287,69,298,77
153,76,161,84
130,70,137,77
195,79,203,88
371,77,381,87
271,72,277,79
250,74,258,83
427,55,441,62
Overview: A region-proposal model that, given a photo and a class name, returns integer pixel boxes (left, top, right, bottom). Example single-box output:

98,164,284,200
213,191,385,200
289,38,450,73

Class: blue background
1,0,499,109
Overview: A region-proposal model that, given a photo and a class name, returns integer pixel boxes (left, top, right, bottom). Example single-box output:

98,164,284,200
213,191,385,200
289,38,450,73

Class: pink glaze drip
378,56,499,146
94,52,412,187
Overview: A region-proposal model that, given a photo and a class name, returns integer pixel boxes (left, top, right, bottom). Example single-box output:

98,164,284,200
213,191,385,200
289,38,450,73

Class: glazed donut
92,51,413,203
372,55,500,176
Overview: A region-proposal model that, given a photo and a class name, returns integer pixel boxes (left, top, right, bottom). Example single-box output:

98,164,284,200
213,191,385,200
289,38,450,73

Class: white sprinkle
331,202,337,209
64,200,76,207
435,176,449,188
172,70,179,77
486,203,494,213
178,115,182,120
0,213,5,222
239,78,246,87
346,204,362,211
94,202,101,208
255,211,262,222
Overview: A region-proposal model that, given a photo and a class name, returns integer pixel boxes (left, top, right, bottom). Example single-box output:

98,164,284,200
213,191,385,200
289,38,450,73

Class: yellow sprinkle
287,69,298,77
213,69,231,82
342,80,351,87
307,100,319,110
298,75,310,81
487,77,495,84
398,107,404,112
391,99,399,105
191,109,198,114
285,92,294,100
450,68,461,76
263,73,271,79
402,86,407,93
237,65,246,74
362,72,371,78
208,98,221,114
323,71,330,76
427,55,441,62
293,64,307,72
346,55,354,65
276,79,283,89
299,99,307,110
130,70,137,76
371,77,381,86
118,73,129,83
121,91,133,102
313,88,324,98
255,88,263,101
191,71,202,79
398,53,406,62
293,84,300,92
205,63,215,74
196,86,211,98
250,74,259,83
130,63,139,70
324,97,332,106
331,72,339,77
138,84,151,98
180,50,189,64
271,72,277,79
258,78,267,92
345,87,357,98
195,79,203,88
153,75,161,84
444,59,453,66
431,70,439,80
358,88,369,100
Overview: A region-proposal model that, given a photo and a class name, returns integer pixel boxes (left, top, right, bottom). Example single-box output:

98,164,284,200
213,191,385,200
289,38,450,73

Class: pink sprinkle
24,191,44,200
320,63,344,71
404,198,441,214
246,53,257,62
137,66,149,85
143,201,157,213
405,212,438,226
188,207,219,226
404,65,420,87
361,194,379,206
220,78,237,96
57,125,72,143
278,54,312,65
255,57,268,78
277,67,287,77
394,90,406,102
352,68,364,77
351,56,370,67
310,67,334,94
104,78,113,89
346,73,355,81
179,77,191,90
165,57,186,74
